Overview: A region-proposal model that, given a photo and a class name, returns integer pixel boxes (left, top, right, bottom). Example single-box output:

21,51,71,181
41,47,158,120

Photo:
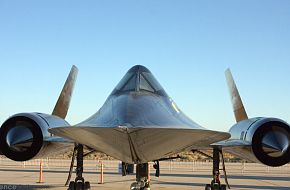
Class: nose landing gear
130,163,150,190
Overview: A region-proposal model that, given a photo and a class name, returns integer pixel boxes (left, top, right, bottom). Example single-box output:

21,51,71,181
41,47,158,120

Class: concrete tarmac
0,159,289,190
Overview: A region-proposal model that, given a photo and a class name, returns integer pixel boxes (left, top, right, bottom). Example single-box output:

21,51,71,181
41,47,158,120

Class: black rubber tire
75,182,83,190
205,184,211,190
130,182,138,190
68,181,75,190
213,183,220,190
221,184,227,190
84,181,90,190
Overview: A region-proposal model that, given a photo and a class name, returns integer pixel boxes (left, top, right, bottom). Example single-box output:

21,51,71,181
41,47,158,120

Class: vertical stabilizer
52,65,78,119
225,68,248,122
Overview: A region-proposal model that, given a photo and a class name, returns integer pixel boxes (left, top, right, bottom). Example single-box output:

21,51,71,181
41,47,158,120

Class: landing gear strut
205,148,230,190
66,144,90,190
130,163,150,190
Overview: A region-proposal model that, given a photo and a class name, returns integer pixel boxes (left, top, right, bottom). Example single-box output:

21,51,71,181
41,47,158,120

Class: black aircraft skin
0,65,289,190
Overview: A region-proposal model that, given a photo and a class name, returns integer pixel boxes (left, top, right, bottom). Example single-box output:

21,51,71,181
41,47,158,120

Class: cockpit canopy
111,65,168,96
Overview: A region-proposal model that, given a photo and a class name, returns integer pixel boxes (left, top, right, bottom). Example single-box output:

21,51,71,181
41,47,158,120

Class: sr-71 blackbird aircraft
0,65,289,190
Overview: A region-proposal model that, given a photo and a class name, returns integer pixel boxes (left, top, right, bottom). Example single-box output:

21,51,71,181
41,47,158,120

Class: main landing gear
66,144,91,190
130,163,150,190
204,148,230,190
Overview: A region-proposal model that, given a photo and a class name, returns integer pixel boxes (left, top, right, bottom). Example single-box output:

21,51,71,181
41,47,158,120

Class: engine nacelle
0,112,70,161
228,117,290,167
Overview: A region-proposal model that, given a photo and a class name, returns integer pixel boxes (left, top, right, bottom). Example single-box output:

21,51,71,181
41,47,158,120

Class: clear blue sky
0,1,290,131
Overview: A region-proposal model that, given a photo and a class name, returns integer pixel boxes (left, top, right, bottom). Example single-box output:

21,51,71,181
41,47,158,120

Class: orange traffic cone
37,159,43,183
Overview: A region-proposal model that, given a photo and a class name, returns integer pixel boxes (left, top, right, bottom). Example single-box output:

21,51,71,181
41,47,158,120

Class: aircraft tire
75,182,83,190
205,184,211,190
84,181,90,190
130,182,138,190
212,183,220,190
68,181,75,190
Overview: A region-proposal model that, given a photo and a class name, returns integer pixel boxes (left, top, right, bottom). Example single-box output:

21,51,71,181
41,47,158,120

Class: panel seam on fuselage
127,131,140,163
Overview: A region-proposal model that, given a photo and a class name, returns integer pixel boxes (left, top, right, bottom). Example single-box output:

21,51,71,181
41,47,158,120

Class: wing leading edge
49,126,229,164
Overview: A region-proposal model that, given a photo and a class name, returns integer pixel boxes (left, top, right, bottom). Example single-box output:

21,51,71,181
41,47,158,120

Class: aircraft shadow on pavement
159,173,290,181
153,181,290,190
1,169,290,190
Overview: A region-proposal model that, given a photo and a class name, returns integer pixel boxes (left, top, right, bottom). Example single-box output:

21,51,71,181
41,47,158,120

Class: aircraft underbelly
49,126,229,164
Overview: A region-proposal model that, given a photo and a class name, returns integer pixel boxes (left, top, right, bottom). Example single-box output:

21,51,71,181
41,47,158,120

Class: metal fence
0,158,289,174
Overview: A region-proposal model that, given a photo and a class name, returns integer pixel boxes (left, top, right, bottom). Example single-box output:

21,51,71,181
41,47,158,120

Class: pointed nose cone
127,65,151,73
111,65,168,97
262,131,289,157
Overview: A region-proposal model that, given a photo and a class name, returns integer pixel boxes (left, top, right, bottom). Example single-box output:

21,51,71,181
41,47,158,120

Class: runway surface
0,159,289,190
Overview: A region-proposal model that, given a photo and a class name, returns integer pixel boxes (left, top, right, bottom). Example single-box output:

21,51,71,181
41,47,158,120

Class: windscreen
111,65,168,96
